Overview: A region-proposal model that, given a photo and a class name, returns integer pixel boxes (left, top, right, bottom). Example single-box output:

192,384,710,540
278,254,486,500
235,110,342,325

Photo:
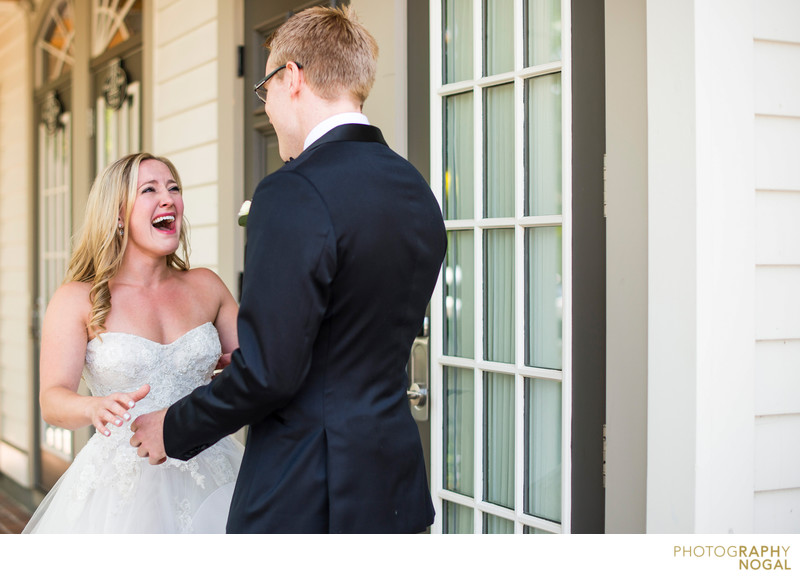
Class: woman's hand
85,384,150,436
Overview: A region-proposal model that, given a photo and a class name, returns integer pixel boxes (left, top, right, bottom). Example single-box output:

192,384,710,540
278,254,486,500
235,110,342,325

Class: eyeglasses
254,62,303,103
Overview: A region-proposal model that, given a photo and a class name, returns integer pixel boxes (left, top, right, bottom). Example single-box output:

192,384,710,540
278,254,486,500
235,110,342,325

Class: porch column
646,0,755,532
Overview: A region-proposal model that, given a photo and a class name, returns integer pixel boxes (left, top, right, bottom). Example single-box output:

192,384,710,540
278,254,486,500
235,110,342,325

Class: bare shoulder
49,281,92,310
181,268,233,298
43,281,92,332
183,267,225,288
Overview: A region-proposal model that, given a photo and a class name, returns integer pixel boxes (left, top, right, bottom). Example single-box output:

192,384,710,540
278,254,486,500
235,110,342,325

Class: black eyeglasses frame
253,62,303,103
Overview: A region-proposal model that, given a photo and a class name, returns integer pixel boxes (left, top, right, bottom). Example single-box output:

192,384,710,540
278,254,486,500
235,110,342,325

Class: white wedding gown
23,322,243,534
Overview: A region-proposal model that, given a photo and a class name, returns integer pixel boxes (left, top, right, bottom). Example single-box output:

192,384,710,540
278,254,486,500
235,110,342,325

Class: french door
36,90,75,490
429,0,569,533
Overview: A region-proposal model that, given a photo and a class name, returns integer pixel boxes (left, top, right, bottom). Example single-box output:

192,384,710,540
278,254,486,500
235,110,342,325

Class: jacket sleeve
163,169,336,460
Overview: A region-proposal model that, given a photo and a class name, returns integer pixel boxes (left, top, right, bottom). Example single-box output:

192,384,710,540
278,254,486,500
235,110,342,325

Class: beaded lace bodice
84,321,221,411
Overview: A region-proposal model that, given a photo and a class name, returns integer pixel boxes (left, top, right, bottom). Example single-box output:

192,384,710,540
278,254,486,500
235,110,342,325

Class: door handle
406,383,428,408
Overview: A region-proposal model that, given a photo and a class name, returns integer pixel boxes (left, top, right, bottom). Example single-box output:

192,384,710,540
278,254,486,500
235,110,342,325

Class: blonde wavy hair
267,5,379,104
66,152,190,336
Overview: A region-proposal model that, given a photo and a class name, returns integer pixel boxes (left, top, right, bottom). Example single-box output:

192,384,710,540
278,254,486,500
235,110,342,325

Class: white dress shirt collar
304,112,370,150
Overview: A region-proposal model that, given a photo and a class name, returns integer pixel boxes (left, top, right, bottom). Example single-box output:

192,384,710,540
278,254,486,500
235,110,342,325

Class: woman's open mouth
152,214,176,232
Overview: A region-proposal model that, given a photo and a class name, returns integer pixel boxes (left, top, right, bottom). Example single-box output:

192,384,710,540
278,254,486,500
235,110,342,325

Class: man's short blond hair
267,6,379,104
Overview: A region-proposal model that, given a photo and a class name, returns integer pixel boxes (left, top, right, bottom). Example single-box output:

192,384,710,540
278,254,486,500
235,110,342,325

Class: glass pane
103,103,115,165
39,121,75,461
525,73,562,216
444,0,474,83
444,92,474,220
103,0,143,53
484,0,514,76
444,501,474,533
484,513,515,534
484,228,514,363
93,0,144,57
42,0,75,83
484,83,515,218
444,366,475,496
524,525,554,534
265,132,283,177
484,372,515,509
524,378,562,523
526,0,562,67
444,230,475,358
525,226,562,369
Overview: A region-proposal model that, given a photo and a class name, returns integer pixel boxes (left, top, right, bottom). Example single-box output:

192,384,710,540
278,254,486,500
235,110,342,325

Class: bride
23,152,243,533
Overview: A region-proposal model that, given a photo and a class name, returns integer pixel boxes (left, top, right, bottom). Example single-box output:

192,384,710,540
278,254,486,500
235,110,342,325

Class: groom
130,6,446,533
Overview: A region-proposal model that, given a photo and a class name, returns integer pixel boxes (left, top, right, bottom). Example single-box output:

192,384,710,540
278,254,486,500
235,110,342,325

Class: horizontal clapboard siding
753,0,800,532
0,7,33,485
153,0,220,269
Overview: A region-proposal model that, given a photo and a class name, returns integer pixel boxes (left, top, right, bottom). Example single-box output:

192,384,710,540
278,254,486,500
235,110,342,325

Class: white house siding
152,0,222,271
0,6,34,487
753,0,800,533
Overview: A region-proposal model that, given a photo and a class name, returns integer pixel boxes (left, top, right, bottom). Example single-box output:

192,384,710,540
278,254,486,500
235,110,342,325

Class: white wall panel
754,0,800,43
187,225,219,269
752,0,800,526
0,442,30,487
755,117,800,192
155,101,218,154
1,390,28,449
755,414,800,492
155,20,218,82
754,41,800,118
755,488,800,532
167,142,218,188
157,0,182,11
156,0,217,47
0,26,25,74
0,5,33,462
0,243,27,269
152,0,230,274
353,0,404,154
155,60,217,119
0,210,28,246
755,266,800,340
756,192,800,265
183,184,219,227
756,340,800,416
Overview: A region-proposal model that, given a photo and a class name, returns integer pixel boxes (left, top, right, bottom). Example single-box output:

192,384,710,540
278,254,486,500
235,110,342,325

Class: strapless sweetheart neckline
89,321,214,347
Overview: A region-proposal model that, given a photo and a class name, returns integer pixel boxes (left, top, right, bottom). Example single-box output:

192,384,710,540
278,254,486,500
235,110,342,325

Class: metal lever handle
406,383,428,408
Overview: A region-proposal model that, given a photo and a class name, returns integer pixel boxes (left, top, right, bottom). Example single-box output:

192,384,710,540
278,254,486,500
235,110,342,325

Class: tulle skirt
23,429,243,534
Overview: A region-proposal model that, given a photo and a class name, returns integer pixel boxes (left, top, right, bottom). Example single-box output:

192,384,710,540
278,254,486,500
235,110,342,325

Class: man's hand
216,352,232,370
130,407,168,465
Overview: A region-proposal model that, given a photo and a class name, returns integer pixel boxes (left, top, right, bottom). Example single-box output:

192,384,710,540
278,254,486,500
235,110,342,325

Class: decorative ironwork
103,58,128,110
42,90,63,134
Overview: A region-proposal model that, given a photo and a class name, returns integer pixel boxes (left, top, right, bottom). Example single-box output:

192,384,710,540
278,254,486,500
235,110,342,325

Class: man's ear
287,61,304,95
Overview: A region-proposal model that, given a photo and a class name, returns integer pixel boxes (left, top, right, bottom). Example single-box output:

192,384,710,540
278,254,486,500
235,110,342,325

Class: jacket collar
299,124,387,157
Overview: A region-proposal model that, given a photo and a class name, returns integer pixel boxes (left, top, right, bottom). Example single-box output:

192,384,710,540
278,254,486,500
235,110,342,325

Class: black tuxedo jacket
164,124,447,533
